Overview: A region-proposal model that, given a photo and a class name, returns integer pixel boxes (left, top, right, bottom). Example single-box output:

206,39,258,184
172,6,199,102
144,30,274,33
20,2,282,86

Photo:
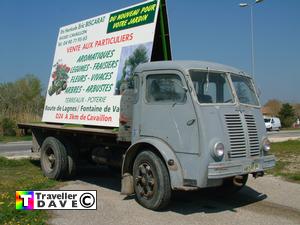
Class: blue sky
0,0,299,104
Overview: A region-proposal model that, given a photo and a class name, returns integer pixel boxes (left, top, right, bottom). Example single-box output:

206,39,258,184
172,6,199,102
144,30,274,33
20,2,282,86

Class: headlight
262,138,271,152
212,142,224,159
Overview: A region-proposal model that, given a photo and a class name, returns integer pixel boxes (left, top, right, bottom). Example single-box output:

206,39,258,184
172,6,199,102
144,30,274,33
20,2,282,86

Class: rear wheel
40,137,68,179
133,151,171,210
63,139,78,178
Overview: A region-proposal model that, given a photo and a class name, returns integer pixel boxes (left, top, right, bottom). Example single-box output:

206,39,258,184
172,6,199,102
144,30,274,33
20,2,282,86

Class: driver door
140,70,200,154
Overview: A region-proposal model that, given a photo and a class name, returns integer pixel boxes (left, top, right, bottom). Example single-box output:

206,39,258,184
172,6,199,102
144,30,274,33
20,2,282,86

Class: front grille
245,114,260,156
225,114,247,158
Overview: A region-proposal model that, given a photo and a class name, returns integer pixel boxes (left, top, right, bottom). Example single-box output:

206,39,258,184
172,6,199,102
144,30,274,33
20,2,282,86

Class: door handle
187,119,196,126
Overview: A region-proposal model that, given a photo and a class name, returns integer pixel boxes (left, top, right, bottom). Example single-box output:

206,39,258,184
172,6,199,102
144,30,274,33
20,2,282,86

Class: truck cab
121,61,275,208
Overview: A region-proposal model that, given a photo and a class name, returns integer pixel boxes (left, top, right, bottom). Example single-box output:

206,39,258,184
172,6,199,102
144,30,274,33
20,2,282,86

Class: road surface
267,130,300,142
0,141,32,158
49,166,300,225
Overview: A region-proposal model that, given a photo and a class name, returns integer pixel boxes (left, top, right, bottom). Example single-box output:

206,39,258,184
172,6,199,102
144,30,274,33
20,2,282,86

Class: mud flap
121,173,134,195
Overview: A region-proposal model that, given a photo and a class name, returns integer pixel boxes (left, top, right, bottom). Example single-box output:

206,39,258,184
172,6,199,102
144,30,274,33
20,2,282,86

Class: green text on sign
107,1,157,33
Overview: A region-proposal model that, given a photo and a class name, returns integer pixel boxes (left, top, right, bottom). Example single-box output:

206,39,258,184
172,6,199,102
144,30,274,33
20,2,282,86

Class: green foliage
48,63,70,96
0,157,59,225
1,118,16,136
124,45,149,80
278,103,295,128
0,74,45,135
116,45,149,93
294,103,300,118
267,140,300,183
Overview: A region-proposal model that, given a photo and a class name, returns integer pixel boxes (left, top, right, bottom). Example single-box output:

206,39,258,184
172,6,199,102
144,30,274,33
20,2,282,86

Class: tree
264,99,282,116
278,103,295,128
0,74,45,135
116,45,149,93
293,103,300,118
124,45,149,80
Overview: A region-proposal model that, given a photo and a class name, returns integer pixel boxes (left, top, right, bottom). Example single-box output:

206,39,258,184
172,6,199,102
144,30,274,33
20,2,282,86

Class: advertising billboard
42,0,161,127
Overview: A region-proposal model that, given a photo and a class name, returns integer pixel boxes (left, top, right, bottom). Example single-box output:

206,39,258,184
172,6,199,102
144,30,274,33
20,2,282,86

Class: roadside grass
0,157,60,225
0,135,32,143
267,140,300,183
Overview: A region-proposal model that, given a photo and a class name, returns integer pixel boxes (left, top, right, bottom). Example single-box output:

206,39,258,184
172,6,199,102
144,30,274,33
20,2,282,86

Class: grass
267,140,300,183
0,157,60,225
0,135,32,143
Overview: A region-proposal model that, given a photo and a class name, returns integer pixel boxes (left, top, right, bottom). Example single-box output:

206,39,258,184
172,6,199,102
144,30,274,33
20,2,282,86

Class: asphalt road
0,141,32,158
267,130,300,142
49,166,300,225
267,130,300,137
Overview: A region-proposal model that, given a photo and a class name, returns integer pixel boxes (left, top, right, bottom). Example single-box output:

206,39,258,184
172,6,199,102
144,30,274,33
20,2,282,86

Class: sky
0,0,299,104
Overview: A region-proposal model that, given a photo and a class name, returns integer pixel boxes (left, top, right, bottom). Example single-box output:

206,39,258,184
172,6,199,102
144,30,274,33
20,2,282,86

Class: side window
146,74,186,103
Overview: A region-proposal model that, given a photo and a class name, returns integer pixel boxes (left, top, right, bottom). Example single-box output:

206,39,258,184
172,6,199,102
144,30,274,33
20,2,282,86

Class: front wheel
133,150,171,210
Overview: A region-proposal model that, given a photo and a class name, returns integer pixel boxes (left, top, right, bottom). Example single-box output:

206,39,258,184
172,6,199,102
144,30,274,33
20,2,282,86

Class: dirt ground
49,166,300,225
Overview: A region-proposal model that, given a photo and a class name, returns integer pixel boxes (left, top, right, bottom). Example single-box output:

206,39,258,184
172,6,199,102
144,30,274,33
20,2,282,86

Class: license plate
244,162,259,173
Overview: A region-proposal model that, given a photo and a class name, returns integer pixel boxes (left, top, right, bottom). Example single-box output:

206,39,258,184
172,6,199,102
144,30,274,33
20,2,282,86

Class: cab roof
135,60,250,77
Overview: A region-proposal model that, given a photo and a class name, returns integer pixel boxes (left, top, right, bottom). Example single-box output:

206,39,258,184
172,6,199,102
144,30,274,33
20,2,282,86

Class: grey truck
19,60,275,210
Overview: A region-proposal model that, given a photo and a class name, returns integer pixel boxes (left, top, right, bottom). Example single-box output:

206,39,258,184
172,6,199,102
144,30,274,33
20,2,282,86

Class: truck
18,0,275,210
264,116,281,131
19,60,276,210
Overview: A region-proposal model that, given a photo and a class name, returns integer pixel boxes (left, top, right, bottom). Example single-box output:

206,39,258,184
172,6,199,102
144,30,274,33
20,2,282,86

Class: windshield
230,74,259,106
264,118,271,123
190,70,234,104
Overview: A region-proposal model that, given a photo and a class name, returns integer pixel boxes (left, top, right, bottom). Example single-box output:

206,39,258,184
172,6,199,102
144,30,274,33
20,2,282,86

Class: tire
40,137,68,180
63,139,78,178
133,150,171,210
217,174,248,195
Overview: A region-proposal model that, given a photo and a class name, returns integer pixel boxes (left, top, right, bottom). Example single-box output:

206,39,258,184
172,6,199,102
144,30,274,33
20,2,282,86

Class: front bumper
208,155,276,179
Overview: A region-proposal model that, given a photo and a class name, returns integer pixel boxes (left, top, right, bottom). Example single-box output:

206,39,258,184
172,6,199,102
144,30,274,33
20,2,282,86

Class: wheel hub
135,163,155,199
44,148,56,171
